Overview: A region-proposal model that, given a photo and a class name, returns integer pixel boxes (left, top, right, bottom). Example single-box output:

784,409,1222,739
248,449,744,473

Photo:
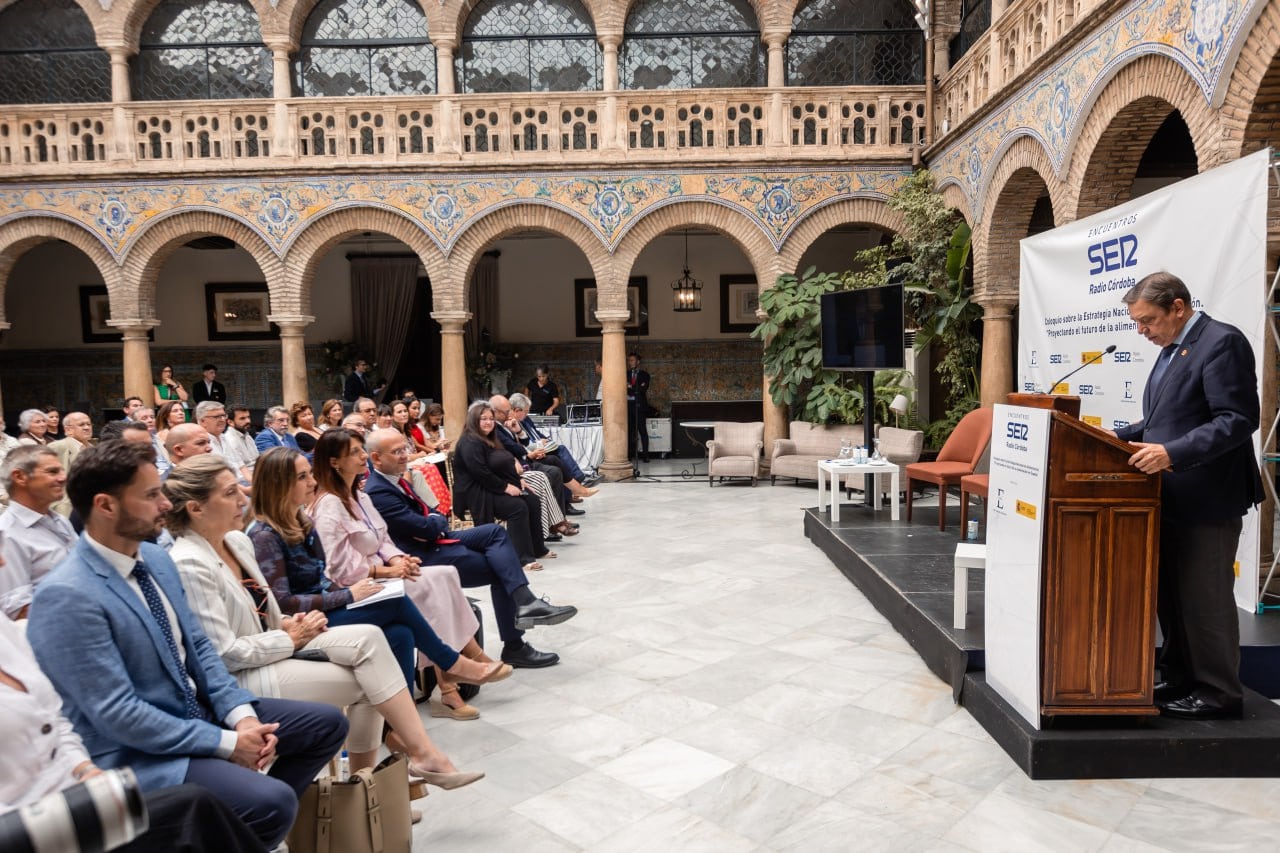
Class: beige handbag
287,753,412,853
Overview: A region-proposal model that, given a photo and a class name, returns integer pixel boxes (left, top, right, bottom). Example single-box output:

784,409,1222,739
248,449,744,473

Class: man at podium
1113,272,1264,720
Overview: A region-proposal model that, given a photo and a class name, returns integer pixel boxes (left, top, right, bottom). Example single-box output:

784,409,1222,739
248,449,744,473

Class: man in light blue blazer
27,440,347,849
254,406,300,453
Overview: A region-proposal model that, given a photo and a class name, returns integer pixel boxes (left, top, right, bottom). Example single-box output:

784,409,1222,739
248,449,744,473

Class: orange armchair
905,407,993,531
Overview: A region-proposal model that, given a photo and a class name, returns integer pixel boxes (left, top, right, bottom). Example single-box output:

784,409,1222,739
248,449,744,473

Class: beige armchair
769,421,868,484
707,421,765,486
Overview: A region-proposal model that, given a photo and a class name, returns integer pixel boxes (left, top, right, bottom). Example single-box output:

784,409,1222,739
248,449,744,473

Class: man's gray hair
17,409,44,432
1122,271,1192,310
365,428,403,453
195,401,225,420
2,445,57,492
265,406,289,424
509,393,532,411
354,397,375,410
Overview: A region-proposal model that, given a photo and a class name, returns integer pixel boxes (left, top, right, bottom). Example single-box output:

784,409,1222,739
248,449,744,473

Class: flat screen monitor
820,283,906,371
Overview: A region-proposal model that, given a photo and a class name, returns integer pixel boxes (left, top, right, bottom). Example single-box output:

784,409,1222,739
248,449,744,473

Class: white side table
954,542,987,629
816,459,900,522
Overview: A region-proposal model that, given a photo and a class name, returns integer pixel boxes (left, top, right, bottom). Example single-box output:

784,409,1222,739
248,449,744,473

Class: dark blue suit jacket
364,470,450,557
1114,313,1264,521
28,538,257,791
255,428,300,454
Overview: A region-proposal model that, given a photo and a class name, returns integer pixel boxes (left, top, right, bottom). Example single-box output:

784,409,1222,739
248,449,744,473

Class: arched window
788,0,923,86
296,0,435,97
458,0,599,93
133,0,272,100
621,0,763,90
0,0,110,104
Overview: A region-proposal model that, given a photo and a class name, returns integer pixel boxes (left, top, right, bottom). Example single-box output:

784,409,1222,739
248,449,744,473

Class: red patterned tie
398,478,427,514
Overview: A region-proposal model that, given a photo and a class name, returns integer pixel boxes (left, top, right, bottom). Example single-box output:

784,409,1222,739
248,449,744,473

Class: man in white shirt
227,405,260,475
26,440,347,849
0,446,78,619
197,402,251,485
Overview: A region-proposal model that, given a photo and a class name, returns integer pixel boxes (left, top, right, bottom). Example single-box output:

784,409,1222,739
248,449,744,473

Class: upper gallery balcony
0,86,927,178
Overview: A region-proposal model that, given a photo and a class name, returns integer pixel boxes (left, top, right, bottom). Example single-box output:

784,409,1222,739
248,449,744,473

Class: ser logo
1113,351,1133,363
1006,422,1030,441
1048,354,1065,364
1087,234,1138,275
1078,384,1094,395
1113,420,1130,429
1022,381,1037,391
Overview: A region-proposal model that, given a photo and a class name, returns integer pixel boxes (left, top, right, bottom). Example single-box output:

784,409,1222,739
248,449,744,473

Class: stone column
111,320,159,405
600,34,620,92
270,315,314,405
269,45,293,99
977,297,1018,407
761,373,788,470
597,313,631,481
433,313,471,439
266,42,295,157
436,41,457,96
764,32,787,88
105,45,131,103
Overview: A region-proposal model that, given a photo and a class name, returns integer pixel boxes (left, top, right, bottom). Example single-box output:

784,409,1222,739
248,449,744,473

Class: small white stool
953,542,987,630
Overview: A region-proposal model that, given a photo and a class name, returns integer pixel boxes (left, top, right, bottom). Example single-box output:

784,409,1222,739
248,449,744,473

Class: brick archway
976,135,1061,300
445,204,612,313
284,206,445,316
121,210,284,321
777,197,904,277
1065,54,1219,221
0,217,121,325
612,201,778,309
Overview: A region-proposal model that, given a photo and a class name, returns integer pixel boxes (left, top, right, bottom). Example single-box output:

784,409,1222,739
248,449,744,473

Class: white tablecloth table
545,424,603,474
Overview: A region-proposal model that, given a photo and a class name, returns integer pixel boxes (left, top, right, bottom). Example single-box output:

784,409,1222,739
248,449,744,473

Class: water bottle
966,519,980,541
338,749,350,782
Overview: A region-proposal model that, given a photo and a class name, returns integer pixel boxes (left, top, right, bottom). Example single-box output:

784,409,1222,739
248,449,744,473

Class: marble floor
409,463,1280,852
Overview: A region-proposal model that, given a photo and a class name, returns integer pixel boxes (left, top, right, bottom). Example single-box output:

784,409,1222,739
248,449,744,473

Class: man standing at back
191,364,227,405
1114,272,1264,720
26,440,347,849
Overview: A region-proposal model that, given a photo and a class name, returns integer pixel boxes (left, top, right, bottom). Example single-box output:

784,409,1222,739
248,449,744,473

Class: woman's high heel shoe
448,657,513,686
407,762,485,790
552,521,579,537
428,684,479,721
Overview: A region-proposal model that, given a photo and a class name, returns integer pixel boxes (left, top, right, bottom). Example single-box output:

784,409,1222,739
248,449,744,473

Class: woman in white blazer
164,454,481,790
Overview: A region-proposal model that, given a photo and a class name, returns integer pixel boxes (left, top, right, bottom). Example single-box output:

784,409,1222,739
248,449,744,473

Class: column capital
596,311,630,330
267,314,315,331
974,295,1019,319
432,36,460,52
431,311,471,332
597,30,623,49
761,28,790,48
107,319,159,336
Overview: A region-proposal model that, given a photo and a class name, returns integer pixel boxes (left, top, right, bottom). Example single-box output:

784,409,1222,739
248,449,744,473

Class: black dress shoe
544,533,563,542
565,505,586,516
1157,694,1243,720
1153,681,1190,703
583,475,601,486
501,643,560,668
514,597,579,630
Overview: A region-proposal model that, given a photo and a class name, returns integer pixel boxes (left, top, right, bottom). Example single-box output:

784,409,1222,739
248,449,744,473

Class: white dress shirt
209,432,249,484
0,613,92,812
0,500,77,618
83,535,252,757
229,427,259,470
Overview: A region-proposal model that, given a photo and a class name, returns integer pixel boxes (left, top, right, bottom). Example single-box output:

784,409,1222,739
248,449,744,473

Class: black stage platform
803,501,1280,778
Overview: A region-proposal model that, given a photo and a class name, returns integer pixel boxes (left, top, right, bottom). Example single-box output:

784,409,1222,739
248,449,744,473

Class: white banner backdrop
1018,149,1269,611
985,404,1053,728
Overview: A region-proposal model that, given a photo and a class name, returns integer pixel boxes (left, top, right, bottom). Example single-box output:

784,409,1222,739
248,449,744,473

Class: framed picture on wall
79,285,154,343
205,283,276,341
574,277,648,337
720,274,759,333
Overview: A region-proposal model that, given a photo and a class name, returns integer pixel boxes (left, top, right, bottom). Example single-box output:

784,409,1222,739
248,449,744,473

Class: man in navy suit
363,429,577,669
254,406,300,453
1113,272,1264,719
27,440,348,847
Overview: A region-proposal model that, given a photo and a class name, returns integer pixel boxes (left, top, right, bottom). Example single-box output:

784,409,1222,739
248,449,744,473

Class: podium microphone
1045,344,1116,392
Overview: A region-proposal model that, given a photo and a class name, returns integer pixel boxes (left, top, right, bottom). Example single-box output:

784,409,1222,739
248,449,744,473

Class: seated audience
156,400,187,449
354,397,378,429
419,403,450,454
255,406,299,453
390,400,426,461
41,405,62,440
227,406,260,476
197,402,251,486
405,398,428,451
0,611,267,853
290,401,323,453
365,429,575,670
310,429,508,719
452,402,551,571
166,455,483,787
490,395,573,515
122,396,144,422
341,412,368,436
0,447,77,619
247,447,509,701
509,392,598,497
318,398,345,431
165,423,214,468
27,440,349,850
375,404,394,431
17,408,50,445
46,412,93,516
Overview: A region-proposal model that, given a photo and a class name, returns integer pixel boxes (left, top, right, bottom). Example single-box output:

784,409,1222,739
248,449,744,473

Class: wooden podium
1007,394,1161,717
